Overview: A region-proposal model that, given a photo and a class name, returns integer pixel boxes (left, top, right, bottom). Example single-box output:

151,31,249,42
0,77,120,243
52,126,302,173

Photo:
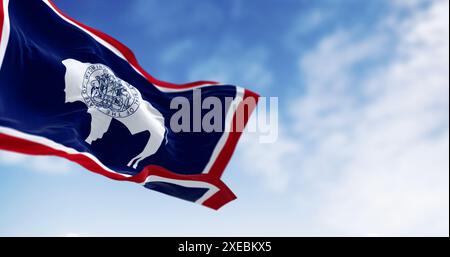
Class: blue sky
0,0,448,236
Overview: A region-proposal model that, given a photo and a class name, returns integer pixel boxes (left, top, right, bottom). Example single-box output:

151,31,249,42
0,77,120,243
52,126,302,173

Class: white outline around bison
62,58,166,169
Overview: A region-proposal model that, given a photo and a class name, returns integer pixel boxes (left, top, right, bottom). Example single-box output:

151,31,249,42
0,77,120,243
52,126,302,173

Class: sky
0,0,448,236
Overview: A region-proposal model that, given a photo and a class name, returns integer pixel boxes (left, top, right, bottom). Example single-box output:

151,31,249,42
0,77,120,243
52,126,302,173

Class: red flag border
0,0,259,210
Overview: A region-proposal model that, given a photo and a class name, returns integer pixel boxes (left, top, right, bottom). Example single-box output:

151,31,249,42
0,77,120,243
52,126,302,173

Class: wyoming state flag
0,0,258,209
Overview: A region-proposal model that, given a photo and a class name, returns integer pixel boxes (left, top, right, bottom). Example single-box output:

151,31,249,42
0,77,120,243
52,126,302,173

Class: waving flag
0,0,258,209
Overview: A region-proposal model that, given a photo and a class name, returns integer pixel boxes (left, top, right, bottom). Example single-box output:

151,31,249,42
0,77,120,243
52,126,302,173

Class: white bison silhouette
62,58,166,169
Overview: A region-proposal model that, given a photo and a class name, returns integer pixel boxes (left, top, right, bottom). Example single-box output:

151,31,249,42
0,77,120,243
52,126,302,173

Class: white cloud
237,0,449,235
295,0,449,235
63,233,81,237
237,123,300,192
161,39,193,64
0,151,74,175
393,0,430,8
129,0,224,35
285,9,329,49
188,42,273,88
0,151,28,165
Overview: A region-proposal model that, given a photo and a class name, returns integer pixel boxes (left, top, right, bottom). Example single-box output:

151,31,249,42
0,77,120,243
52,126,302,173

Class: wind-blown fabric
0,0,258,210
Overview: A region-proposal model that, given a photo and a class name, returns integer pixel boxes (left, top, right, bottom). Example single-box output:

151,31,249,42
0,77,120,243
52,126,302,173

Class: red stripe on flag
0,132,237,210
0,0,4,47
45,0,261,208
209,89,260,177
0,1,260,210
46,0,219,90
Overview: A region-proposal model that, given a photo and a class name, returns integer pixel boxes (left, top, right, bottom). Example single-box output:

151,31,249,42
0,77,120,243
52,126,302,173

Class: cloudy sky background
0,0,448,236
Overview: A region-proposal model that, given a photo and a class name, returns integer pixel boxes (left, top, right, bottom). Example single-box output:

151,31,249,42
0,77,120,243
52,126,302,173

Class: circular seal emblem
82,64,140,118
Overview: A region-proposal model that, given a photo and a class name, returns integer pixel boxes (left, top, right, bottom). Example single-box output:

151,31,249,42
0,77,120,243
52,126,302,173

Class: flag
0,0,258,210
